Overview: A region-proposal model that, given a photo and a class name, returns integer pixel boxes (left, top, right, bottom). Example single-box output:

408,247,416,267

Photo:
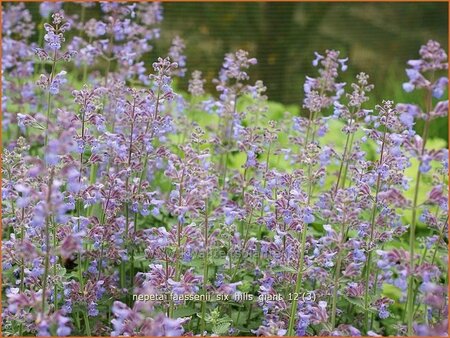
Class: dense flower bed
2,2,448,336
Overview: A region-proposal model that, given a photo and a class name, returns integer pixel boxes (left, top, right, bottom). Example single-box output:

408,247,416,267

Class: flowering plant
2,2,448,337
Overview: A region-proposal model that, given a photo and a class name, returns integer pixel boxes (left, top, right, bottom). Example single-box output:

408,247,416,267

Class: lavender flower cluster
2,2,448,337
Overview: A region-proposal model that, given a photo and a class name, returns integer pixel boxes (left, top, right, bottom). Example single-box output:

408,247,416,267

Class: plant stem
331,222,346,328
97,185,113,280
287,140,316,335
123,100,136,293
82,309,92,336
230,212,254,282
41,168,55,316
76,95,87,288
44,50,57,148
76,199,84,285
130,88,161,298
19,207,25,336
221,95,238,189
340,132,355,189
406,88,432,336
256,142,271,267
169,168,185,317
287,110,320,336
334,129,352,195
303,109,314,148
287,222,308,336
363,127,387,332
200,198,209,333
413,216,447,316
53,224,58,310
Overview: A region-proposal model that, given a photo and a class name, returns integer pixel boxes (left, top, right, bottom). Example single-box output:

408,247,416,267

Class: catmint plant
2,2,448,337
400,40,448,336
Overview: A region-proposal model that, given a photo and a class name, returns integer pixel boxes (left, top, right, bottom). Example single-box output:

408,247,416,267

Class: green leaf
211,258,227,266
185,258,203,269
342,295,377,314
382,284,402,301
133,254,149,268
238,280,252,293
173,306,198,318
213,322,231,335
272,266,297,273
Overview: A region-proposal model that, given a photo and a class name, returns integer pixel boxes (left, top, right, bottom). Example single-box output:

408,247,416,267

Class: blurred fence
154,2,448,105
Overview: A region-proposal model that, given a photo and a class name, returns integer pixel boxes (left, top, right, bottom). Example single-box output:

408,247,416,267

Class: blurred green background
21,2,449,140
